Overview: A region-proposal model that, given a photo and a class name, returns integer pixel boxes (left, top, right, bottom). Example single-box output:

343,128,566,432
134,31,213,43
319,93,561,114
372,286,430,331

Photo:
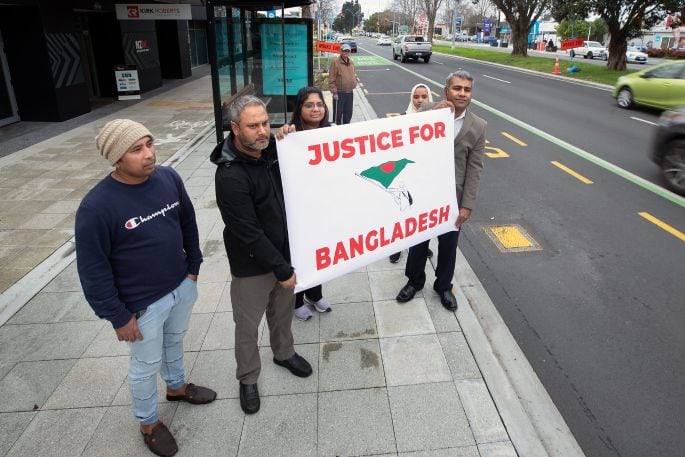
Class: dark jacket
210,134,294,281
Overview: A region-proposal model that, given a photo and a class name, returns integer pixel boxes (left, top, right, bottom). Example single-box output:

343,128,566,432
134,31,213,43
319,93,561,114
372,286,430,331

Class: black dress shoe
389,252,401,263
437,289,458,311
396,283,420,303
239,383,260,414
274,353,312,377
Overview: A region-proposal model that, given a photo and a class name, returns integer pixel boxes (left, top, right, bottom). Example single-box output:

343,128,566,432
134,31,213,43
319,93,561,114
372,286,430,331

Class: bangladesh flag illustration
359,159,415,189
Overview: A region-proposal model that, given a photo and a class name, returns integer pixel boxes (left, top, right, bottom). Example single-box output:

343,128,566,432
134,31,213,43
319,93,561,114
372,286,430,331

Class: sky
353,0,392,19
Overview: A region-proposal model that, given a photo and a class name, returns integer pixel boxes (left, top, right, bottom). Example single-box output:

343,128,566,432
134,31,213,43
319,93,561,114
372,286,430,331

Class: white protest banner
277,109,457,292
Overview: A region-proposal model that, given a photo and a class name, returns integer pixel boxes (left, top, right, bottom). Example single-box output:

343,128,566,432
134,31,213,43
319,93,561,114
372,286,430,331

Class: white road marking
630,116,657,126
483,74,512,84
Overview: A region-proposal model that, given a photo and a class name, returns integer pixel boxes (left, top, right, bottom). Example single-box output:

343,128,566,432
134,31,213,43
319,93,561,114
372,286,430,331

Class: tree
317,0,339,28
552,0,682,70
556,17,607,42
334,0,363,33
393,0,422,32
421,0,444,42
490,0,551,56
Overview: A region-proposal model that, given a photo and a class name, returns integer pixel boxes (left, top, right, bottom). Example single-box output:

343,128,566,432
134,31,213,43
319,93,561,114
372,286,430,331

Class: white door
0,31,20,127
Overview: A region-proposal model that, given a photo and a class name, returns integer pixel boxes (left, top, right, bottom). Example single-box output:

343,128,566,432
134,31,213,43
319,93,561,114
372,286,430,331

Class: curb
352,75,585,456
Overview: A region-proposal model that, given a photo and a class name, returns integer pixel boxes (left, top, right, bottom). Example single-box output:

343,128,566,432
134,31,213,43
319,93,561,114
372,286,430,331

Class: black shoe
437,289,458,311
389,252,401,263
427,248,434,259
396,283,421,303
274,353,312,378
239,383,260,414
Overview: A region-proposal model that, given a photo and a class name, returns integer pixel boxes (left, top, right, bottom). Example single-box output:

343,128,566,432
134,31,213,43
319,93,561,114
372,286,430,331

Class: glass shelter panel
208,1,313,141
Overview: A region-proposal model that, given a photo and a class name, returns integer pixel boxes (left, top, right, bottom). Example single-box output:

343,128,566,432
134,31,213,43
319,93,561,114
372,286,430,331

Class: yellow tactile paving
484,224,543,253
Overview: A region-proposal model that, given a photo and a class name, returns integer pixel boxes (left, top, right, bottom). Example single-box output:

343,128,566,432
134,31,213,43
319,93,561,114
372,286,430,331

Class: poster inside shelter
276,109,458,292
260,23,308,95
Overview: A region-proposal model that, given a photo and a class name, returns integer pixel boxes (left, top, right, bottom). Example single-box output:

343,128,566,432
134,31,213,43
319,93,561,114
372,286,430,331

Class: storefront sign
114,65,141,100
115,4,192,20
260,23,308,96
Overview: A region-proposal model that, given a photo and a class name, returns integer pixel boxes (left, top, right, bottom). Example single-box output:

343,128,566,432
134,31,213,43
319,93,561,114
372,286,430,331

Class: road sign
266,10,276,18
455,16,463,26
560,37,584,50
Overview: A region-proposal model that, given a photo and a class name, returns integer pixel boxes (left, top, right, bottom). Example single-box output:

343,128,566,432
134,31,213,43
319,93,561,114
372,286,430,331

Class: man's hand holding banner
277,109,457,292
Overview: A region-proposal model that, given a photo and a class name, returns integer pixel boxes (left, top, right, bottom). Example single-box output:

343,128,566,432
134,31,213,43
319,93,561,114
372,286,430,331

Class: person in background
211,95,312,416
76,119,216,457
396,70,487,312
276,86,334,321
329,43,357,124
389,83,435,264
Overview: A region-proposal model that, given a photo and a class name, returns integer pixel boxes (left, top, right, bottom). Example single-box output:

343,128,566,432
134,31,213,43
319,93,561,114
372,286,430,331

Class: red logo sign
127,5,140,18
560,38,584,51
316,41,342,53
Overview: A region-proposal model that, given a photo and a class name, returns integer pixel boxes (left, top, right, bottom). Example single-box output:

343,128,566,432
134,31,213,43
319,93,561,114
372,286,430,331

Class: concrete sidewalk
0,75,582,456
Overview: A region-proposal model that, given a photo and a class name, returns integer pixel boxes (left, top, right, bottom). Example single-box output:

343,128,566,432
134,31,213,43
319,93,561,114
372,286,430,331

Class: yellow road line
485,145,509,158
386,113,401,117
502,132,527,146
551,161,593,184
432,91,441,97
638,212,685,242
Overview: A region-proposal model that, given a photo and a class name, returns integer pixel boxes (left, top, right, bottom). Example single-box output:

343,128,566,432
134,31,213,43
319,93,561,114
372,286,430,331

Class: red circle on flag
380,161,395,173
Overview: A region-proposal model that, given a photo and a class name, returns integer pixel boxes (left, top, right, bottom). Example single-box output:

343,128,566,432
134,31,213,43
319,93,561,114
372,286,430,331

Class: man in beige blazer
396,69,487,311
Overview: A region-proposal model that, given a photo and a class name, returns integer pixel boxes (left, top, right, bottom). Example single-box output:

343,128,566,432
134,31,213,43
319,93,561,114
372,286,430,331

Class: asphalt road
351,36,685,457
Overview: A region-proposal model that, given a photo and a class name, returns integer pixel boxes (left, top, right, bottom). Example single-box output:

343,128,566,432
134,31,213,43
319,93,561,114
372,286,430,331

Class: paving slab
239,393,317,457
172,399,244,457
380,334,452,386
318,387,396,457
43,356,129,409
455,378,509,444
322,270,372,304
187,349,238,400
6,407,106,457
319,339,385,391
80,404,177,457
257,343,319,396
374,297,435,338
319,300,377,342
438,332,481,380
0,411,35,456
388,382,475,453
0,359,76,412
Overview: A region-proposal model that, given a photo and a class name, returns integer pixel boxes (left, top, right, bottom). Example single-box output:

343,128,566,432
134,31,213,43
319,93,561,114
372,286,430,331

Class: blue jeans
127,277,197,425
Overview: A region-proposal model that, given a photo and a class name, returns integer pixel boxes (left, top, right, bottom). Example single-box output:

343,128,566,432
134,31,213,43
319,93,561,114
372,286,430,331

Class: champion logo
125,218,142,229
123,201,180,230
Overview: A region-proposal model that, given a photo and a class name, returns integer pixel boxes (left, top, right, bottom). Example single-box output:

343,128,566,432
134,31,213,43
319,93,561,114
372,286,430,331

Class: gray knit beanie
95,119,154,165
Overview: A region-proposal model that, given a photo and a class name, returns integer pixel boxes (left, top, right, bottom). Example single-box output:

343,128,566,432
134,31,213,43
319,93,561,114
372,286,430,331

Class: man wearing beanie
210,95,312,415
75,119,216,457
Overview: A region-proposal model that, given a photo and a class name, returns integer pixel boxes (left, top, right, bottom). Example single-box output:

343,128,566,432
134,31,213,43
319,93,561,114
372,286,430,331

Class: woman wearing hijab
389,83,434,264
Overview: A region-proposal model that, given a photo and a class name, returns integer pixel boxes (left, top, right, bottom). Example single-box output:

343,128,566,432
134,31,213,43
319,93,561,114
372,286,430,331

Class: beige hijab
406,83,434,114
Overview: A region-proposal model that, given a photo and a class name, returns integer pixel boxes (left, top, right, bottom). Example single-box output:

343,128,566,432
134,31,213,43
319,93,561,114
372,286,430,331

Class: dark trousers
405,230,460,292
295,285,323,308
333,92,353,124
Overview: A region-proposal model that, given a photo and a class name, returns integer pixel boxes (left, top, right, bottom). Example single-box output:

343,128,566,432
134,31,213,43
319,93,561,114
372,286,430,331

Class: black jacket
210,134,293,281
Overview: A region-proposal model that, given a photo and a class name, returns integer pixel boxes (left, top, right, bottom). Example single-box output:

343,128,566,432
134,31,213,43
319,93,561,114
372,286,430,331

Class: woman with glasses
276,86,333,321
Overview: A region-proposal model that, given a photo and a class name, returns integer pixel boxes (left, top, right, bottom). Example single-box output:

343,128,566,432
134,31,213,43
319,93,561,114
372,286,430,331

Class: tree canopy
551,0,682,69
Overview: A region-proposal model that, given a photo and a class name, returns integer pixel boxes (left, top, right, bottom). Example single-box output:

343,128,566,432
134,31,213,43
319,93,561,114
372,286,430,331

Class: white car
377,37,392,46
569,41,608,60
626,46,648,64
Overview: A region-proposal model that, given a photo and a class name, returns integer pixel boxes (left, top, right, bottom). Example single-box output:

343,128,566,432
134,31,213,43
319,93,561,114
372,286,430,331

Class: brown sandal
141,422,177,457
166,383,216,404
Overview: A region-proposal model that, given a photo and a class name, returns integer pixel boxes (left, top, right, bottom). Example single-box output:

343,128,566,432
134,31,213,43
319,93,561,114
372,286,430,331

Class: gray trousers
230,272,295,384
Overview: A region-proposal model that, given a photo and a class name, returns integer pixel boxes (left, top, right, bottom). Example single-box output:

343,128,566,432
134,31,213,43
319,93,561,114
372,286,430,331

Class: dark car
341,38,357,53
651,107,685,195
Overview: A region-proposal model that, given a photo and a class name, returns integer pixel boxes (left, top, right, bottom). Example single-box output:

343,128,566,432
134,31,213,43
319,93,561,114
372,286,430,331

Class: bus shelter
206,0,315,142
